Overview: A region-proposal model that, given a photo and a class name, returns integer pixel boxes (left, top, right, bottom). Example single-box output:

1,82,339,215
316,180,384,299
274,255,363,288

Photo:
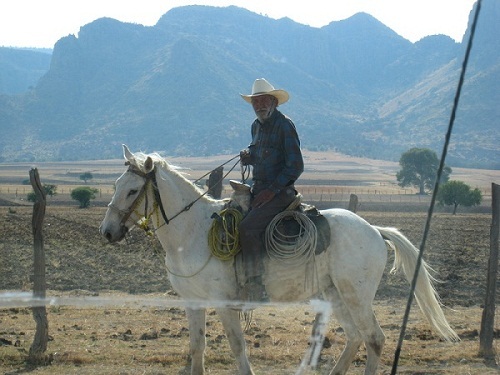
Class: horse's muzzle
100,223,128,243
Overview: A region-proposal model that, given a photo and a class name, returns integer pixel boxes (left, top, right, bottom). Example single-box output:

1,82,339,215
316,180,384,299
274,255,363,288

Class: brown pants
239,186,296,278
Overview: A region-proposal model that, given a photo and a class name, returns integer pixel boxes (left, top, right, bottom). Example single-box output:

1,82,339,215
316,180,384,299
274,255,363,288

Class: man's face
251,95,276,122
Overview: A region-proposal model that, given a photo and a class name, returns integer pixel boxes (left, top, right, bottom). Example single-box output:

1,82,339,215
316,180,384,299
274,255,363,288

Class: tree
79,172,93,184
27,184,57,202
437,180,482,214
43,184,57,197
27,191,36,202
396,148,451,194
71,186,98,208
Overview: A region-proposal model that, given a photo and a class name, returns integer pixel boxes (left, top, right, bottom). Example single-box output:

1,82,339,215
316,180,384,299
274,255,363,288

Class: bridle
108,155,243,236
107,163,169,235
106,156,244,278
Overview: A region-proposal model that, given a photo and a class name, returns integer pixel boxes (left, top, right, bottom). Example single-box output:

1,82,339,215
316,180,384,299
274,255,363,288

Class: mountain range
0,1,498,169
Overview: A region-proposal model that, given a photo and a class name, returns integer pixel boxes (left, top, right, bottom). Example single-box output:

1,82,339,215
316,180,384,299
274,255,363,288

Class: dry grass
1,150,498,191
1,299,498,374
1,151,499,374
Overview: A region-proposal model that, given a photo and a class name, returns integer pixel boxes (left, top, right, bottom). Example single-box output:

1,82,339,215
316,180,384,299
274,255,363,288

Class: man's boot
240,247,269,302
242,275,269,302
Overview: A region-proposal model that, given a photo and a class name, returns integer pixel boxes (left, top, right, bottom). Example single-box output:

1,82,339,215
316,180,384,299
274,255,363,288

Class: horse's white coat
100,145,459,375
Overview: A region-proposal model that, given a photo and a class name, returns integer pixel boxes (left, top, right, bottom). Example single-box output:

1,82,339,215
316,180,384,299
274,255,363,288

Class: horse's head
100,145,156,243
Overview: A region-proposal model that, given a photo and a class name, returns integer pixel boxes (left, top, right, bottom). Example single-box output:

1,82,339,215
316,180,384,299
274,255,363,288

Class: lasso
208,208,243,260
265,210,317,267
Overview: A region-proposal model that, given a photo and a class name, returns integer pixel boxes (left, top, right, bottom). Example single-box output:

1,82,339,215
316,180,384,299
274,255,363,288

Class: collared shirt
247,109,304,194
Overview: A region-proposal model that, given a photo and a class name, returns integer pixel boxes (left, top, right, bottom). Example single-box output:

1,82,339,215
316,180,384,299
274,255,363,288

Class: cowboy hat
240,78,289,105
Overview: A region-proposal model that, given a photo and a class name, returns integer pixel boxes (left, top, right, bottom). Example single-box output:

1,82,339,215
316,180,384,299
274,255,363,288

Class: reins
165,155,241,225
192,154,241,186
113,154,243,278
118,155,242,236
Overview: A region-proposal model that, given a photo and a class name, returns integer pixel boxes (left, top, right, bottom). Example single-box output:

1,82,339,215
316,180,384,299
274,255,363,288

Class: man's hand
251,189,276,208
240,149,252,166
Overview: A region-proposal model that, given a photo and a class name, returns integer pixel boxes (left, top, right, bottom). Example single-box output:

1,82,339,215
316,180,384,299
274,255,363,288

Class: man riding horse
239,78,304,302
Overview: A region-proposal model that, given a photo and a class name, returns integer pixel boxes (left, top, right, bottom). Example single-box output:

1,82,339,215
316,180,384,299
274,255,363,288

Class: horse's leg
186,307,206,375
322,286,362,375
328,281,385,375
322,213,388,375
359,313,385,375
216,307,254,375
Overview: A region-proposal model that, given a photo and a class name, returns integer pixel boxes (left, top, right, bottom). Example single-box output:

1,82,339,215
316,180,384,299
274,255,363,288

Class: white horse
100,145,459,375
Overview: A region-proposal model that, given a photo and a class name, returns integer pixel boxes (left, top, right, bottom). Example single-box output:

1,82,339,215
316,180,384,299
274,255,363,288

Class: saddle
273,201,331,256
208,181,331,260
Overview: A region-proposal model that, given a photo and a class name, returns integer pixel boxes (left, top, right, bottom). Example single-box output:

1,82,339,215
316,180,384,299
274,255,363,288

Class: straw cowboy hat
241,78,289,105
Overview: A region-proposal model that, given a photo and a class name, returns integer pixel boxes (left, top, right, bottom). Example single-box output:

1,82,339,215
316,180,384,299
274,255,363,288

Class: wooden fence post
348,194,358,212
479,182,499,362
28,168,49,363
206,166,223,199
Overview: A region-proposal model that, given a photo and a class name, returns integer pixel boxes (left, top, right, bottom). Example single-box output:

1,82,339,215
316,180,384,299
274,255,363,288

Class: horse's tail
374,226,460,342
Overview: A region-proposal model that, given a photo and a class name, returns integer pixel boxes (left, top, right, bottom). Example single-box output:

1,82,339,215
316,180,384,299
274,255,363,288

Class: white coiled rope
265,210,317,267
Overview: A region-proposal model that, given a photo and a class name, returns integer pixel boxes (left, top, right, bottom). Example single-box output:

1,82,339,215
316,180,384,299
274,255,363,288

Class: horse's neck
151,166,223,274
154,166,217,234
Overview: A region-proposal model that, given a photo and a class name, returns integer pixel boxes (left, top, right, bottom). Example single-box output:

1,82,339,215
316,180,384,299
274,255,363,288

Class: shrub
71,186,98,208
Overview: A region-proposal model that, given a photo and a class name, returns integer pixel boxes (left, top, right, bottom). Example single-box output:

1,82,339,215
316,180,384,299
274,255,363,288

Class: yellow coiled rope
208,208,244,260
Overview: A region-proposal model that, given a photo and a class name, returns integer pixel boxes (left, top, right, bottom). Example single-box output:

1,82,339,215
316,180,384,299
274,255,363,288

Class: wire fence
0,183,492,204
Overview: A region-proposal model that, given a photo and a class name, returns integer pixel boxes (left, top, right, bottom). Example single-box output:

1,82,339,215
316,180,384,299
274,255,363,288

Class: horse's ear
144,156,154,173
123,144,134,163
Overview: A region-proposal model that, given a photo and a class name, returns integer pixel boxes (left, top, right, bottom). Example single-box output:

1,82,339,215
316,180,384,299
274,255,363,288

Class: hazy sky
0,0,476,48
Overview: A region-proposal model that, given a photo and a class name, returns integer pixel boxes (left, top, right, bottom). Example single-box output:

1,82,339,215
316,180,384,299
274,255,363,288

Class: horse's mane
130,151,211,198
130,151,169,170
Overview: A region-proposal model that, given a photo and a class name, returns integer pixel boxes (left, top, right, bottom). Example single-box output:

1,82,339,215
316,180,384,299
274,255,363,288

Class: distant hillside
0,47,52,94
0,1,498,169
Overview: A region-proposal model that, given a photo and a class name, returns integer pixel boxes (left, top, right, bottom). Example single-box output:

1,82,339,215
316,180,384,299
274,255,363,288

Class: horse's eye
128,189,138,197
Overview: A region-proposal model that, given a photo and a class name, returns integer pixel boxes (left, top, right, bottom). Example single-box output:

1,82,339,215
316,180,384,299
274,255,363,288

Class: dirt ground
1,151,499,374
0,202,499,374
